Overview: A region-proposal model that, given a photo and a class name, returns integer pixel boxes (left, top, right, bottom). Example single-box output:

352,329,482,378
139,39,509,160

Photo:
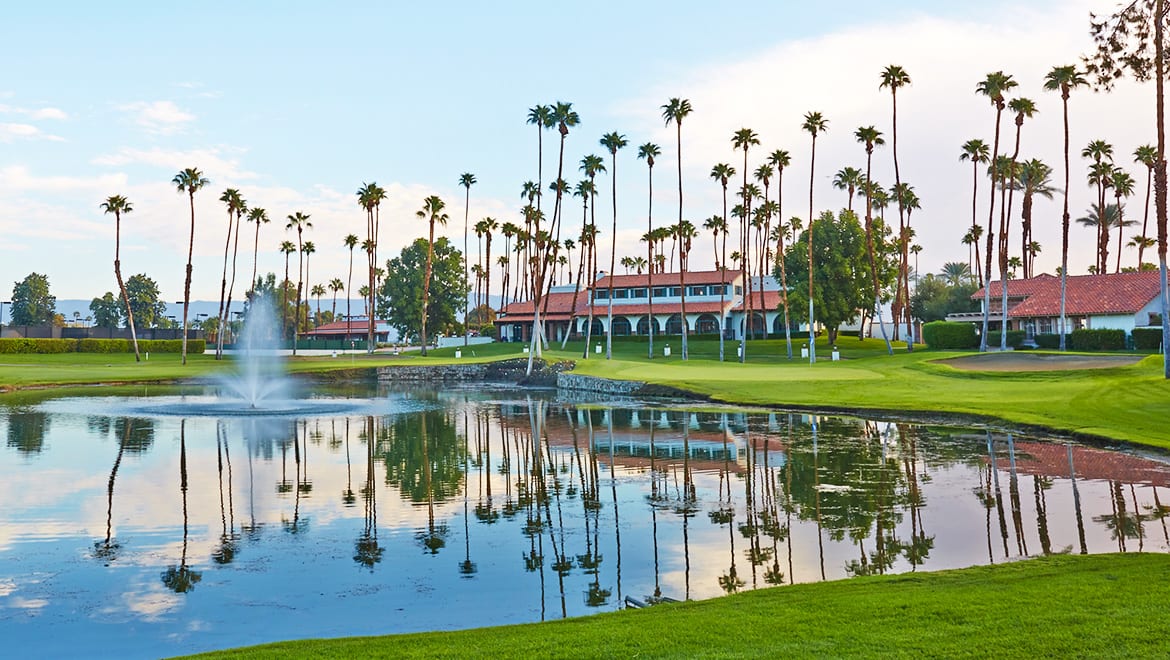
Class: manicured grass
184,553,1170,659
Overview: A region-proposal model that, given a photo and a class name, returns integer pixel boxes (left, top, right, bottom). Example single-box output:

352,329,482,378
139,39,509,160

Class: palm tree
576,155,606,357
343,233,359,335
356,182,387,353
279,240,296,340
941,261,973,286
662,98,694,359
1017,159,1055,278
676,219,698,359
855,126,892,354
959,139,991,285
479,217,499,318
754,165,775,340
1083,140,1115,273
975,71,1018,352
832,167,864,212
994,96,1037,350
245,206,269,299
768,149,794,359
731,128,759,360
358,285,370,317
600,131,629,360
311,283,326,323
285,213,312,354
881,65,912,347
101,194,140,361
172,167,209,365
1133,144,1157,267
710,162,736,362
802,111,828,363
459,173,477,347
1043,65,1089,350
216,188,245,359
527,105,553,212
1111,168,1137,273
417,195,449,356
638,142,661,359
329,278,344,318
302,241,316,331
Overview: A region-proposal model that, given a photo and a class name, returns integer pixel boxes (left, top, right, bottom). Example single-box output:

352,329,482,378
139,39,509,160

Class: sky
0,0,1158,307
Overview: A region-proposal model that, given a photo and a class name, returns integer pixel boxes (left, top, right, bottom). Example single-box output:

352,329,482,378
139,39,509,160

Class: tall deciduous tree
782,210,875,345
172,167,209,365
381,238,470,345
101,194,140,361
10,272,56,325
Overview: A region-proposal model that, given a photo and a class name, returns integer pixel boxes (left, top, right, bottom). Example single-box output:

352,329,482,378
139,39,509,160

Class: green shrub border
0,338,204,354
921,321,978,349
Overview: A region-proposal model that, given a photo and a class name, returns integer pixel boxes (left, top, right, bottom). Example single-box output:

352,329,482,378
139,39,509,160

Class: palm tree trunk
891,89,912,352
1116,195,1126,273
1156,0,1170,380
865,152,893,355
294,230,303,357
1059,92,1071,351
980,107,1004,353
647,164,655,359
607,153,618,360
182,191,195,365
807,135,818,364
346,247,354,342
114,212,141,362
484,234,493,322
1141,167,1153,267
223,212,242,354
675,122,689,361
464,187,471,348
217,209,233,360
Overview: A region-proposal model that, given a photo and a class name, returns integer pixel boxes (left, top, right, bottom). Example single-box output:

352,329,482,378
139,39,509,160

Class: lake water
2,382,1168,657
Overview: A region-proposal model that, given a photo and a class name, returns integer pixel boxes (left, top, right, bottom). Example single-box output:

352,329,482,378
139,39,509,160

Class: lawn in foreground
186,553,1170,659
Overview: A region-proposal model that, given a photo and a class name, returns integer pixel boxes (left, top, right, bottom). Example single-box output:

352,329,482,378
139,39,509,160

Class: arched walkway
695,313,720,335
636,315,660,336
611,316,632,336
665,313,686,335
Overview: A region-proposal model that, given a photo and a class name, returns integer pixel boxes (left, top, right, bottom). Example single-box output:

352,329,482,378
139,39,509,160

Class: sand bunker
941,352,1142,372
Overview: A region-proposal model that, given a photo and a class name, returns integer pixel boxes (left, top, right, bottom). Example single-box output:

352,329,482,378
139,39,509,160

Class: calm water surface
2,383,1168,657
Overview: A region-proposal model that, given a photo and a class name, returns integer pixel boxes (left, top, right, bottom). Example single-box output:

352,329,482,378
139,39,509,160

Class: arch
590,317,605,336
611,316,632,336
665,314,686,335
695,313,720,335
636,315,660,335
748,312,766,336
772,313,792,335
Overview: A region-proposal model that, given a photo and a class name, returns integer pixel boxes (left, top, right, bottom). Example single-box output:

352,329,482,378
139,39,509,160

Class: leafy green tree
125,274,167,329
910,275,979,323
90,292,122,329
380,237,469,344
10,272,56,325
781,209,874,345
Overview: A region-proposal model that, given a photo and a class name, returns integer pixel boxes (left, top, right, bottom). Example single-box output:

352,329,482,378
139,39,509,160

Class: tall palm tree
101,194,140,361
768,149,794,359
459,173,477,347
356,182,387,353
285,213,312,352
1043,65,1088,349
662,98,694,359
216,188,245,359
532,102,579,369
754,165,775,340
311,283,326,323
832,167,864,212
172,167,209,365
676,219,698,359
638,142,661,359
302,241,316,332
279,240,296,340
941,261,973,286
880,65,912,347
417,195,449,356
479,217,499,320
856,125,892,355
527,105,553,213
1017,159,1055,278
731,128,759,361
329,278,344,318
975,71,1017,352
575,155,605,357
710,162,736,362
1133,144,1158,268
802,111,828,363
600,131,629,360
959,139,991,285
1083,142,1116,274
1111,168,1138,273
991,96,1037,350
343,233,359,335
245,206,269,299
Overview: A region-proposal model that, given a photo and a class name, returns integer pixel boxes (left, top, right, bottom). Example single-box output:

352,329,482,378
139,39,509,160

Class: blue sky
0,0,1151,304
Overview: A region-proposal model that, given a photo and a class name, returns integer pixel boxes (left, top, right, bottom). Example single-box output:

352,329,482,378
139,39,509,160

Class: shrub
1034,333,1064,349
986,330,1026,349
139,339,203,354
0,338,78,354
78,339,131,353
1133,327,1163,351
921,321,978,349
1069,329,1126,351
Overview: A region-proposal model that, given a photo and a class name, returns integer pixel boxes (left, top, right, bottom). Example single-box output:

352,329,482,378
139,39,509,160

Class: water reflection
2,387,1170,657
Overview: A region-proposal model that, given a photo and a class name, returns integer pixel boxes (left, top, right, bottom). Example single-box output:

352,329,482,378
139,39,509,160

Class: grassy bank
187,553,1170,658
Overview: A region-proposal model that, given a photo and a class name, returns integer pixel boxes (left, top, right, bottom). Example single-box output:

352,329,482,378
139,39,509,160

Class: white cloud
92,146,258,181
31,107,67,120
118,100,196,134
0,122,63,142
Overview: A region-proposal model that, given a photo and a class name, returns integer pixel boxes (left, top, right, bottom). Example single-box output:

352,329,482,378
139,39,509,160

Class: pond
2,382,1168,657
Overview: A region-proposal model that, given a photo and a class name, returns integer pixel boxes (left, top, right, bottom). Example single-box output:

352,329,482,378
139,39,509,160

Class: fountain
217,298,293,408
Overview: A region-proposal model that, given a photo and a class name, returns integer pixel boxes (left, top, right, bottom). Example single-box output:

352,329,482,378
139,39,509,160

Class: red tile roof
498,291,588,321
592,268,739,288
974,272,1163,318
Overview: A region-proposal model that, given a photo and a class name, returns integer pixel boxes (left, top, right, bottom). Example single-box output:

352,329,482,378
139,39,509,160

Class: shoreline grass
185,553,1170,659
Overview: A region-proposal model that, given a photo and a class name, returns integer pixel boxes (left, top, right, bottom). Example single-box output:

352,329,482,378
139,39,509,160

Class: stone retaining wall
556,373,644,395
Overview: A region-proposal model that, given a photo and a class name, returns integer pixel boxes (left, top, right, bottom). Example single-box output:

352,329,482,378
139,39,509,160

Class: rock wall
556,373,644,395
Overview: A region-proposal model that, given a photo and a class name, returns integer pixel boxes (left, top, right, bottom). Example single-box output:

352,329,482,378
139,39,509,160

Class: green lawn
186,553,1170,659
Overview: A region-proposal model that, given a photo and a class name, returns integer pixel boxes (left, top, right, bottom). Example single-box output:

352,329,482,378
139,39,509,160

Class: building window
734,285,743,295
594,289,609,301
668,287,682,297
614,289,630,299
689,286,707,296
652,287,669,297
631,287,647,298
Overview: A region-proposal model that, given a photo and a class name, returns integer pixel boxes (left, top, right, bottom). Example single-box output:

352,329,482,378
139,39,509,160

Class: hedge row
1069,329,1126,351
1133,327,1163,350
986,330,1026,349
922,321,978,349
0,338,204,354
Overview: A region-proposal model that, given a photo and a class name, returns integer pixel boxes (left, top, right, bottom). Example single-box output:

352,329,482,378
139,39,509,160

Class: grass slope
186,553,1170,659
